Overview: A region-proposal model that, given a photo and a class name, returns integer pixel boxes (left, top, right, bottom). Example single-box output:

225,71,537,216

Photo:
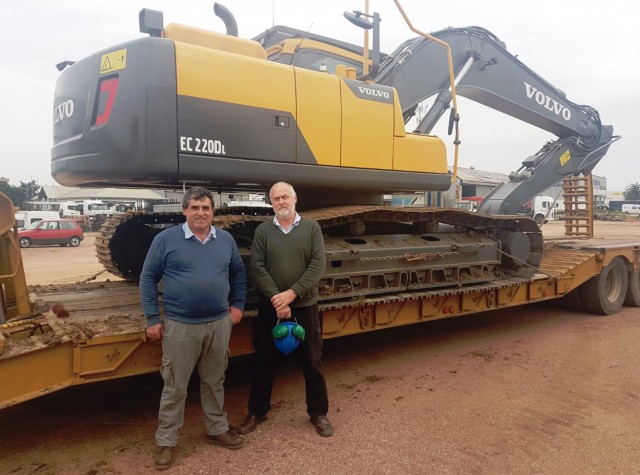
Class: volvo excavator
51,2,616,304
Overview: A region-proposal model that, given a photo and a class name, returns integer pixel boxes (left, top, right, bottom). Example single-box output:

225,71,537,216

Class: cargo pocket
160,356,174,388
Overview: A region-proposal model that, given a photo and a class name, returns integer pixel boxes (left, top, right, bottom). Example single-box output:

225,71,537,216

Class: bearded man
236,181,333,437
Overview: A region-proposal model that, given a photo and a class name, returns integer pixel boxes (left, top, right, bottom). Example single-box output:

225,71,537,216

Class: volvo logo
346,80,394,104
54,99,74,124
357,86,391,99
524,82,571,121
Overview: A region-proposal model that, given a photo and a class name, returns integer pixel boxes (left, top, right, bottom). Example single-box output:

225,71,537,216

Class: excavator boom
375,26,617,213
259,22,617,214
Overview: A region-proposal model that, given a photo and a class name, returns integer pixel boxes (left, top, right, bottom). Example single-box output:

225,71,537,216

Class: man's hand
229,306,243,324
146,323,164,342
276,305,292,320
271,289,297,313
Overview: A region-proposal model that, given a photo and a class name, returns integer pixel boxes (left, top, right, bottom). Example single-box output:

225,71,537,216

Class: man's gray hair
181,187,214,209
269,181,296,198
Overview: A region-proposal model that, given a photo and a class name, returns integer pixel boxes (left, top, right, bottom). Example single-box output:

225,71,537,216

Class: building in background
536,174,607,210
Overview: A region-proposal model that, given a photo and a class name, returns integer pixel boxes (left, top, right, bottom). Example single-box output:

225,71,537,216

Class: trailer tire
579,257,628,315
624,268,640,307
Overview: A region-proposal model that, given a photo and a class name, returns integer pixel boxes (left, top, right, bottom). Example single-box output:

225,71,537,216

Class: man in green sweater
237,181,333,437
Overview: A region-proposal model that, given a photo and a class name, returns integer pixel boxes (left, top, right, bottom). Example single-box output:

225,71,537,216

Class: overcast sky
1,0,637,192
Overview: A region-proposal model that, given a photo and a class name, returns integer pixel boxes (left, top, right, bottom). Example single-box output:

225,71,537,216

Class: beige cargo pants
155,316,232,447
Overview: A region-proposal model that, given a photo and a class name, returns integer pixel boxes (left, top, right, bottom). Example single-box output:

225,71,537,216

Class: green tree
0,181,26,207
623,182,640,200
19,179,42,204
0,179,41,209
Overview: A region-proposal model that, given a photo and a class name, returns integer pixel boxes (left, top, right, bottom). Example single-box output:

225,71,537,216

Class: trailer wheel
624,268,640,307
580,257,628,315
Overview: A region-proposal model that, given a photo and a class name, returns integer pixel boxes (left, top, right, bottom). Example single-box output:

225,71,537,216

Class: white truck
528,195,560,224
621,203,640,215
58,200,111,218
58,202,82,218
60,200,112,231
78,200,111,218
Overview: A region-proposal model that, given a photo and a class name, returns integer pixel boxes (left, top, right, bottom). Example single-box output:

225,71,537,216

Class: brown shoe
310,415,334,437
154,446,175,471
235,414,267,435
205,430,244,450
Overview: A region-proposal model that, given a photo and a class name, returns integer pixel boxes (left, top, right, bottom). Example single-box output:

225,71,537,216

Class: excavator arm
260,20,616,215
373,26,616,214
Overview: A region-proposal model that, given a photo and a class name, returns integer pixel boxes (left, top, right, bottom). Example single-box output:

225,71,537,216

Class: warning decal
100,49,127,74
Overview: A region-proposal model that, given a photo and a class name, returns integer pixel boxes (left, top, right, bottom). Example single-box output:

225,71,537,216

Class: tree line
0,179,42,209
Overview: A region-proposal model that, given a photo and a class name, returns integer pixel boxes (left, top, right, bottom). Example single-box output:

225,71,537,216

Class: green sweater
250,218,326,307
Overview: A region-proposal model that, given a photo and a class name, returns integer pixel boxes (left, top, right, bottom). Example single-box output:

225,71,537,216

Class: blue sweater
139,225,247,326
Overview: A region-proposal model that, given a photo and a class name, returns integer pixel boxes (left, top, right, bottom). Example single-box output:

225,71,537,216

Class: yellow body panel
340,81,393,169
175,42,295,112
392,89,406,138
295,68,341,166
173,37,447,176
164,24,267,60
393,133,448,173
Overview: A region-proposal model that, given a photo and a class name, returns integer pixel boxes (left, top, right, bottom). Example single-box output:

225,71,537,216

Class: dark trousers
247,301,329,418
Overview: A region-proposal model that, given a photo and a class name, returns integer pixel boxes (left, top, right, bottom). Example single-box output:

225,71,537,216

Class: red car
18,219,84,248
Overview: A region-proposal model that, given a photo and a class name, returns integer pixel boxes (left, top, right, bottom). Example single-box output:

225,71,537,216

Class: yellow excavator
50,2,615,302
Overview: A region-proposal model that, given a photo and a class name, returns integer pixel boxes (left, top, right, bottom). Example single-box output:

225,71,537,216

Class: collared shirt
182,222,216,244
273,212,301,234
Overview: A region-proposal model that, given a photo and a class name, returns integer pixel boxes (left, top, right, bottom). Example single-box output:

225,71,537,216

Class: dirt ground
2,220,640,474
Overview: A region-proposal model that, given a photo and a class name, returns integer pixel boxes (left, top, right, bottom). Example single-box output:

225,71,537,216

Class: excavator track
96,206,542,304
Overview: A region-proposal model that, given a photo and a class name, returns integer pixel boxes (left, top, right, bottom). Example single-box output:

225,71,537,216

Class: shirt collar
273,212,301,234
182,222,216,243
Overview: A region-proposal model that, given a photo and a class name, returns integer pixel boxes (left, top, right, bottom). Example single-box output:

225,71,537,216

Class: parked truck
527,195,560,224
1,2,638,409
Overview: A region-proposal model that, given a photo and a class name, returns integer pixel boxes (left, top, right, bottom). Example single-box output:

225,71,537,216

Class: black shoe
235,414,267,435
205,430,244,449
310,415,334,437
154,446,175,471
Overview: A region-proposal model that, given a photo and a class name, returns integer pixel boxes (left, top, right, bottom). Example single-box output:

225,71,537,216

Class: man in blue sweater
140,187,247,471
